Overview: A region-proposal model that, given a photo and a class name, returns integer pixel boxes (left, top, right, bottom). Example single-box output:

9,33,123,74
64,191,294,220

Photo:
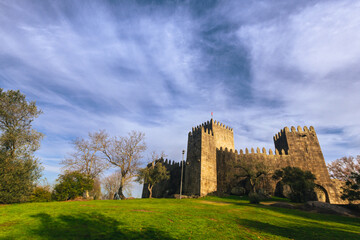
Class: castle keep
142,119,342,203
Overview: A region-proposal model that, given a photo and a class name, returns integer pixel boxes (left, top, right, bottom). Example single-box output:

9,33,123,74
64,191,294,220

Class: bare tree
90,178,102,200
327,155,360,181
102,171,133,200
61,130,109,198
101,131,146,199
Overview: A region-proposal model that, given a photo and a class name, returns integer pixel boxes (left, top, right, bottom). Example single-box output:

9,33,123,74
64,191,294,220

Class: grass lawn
0,196,359,240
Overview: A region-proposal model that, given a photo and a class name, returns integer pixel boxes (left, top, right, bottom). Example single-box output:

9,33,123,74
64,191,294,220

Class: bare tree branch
327,155,360,181
101,131,146,199
61,130,110,180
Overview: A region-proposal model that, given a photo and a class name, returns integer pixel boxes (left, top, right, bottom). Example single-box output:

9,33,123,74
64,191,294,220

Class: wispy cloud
235,0,360,155
1,0,359,196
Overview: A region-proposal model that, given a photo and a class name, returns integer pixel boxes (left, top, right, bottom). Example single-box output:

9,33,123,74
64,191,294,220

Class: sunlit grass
0,196,359,239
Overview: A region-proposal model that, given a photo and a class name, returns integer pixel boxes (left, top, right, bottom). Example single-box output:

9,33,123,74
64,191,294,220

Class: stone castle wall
142,119,343,204
277,127,342,203
183,127,201,195
199,128,217,196
216,147,291,196
142,159,185,198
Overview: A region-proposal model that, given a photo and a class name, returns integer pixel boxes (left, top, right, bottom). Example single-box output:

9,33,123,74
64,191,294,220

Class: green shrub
30,186,52,202
52,171,94,201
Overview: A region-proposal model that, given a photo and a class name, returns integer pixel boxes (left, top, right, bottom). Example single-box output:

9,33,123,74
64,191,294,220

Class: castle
142,119,343,204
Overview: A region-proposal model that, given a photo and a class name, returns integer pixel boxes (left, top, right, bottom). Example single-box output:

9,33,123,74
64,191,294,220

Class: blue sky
1,0,360,197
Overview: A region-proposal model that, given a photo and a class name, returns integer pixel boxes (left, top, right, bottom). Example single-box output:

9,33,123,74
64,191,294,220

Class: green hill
1,196,359,240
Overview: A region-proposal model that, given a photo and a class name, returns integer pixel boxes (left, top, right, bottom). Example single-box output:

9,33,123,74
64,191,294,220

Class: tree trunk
148,184,153,198
250,179,256,193
116,177,126,200
85,190,89,199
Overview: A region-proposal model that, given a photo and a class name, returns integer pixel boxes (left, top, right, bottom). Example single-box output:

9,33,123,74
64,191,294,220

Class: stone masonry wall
142,119,343,204
215,126,342,203
274,126,341,203
212,120,234,151
184,119,235,196
141,159,184,198
200,128,217,196
216,147,291,195
183,127,201,195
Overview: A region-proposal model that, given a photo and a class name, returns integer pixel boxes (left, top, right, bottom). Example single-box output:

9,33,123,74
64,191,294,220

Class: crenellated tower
184,119,234,196
273,126,328,179
143,119,343,204
272,126,340,202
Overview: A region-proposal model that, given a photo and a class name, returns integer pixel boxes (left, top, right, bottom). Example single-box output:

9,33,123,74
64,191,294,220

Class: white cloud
2,0,360,197
236,0,360,160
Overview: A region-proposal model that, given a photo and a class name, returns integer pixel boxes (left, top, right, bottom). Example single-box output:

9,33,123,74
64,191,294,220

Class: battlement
188,125,213,137
156,158,183,168
188,119,233,137
148,119,341,204
273,126,316,141
213,119,233,131
218,147,287,156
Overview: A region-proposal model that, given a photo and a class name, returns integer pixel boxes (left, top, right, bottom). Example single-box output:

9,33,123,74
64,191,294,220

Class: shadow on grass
213,196,360,228
202,195,291,204
237,218,360,240
27,213,176,240
253,204,360,227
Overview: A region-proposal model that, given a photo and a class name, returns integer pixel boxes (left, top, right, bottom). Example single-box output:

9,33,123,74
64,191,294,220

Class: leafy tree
327,155,360,181
101,131,146,199
61,130,109,198
235,158,272,194
341,171,360,202
136,152,170,198
52,171,94,201
273,167,316,203
0,89,43,203
0,155,42,203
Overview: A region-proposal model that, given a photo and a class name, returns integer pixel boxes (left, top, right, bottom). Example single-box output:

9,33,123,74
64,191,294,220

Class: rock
173,194,198,199
270,202,296,209
302,201,355,217
173,194,188,199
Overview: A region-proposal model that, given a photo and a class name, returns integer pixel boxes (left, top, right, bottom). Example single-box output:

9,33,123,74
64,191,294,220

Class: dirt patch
260,201,281,206
131,209,155,213
198,200,232,206
66,197,91,202
168,218,174,223
0,222,17,228
208,218,217,222
79,205,97,207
